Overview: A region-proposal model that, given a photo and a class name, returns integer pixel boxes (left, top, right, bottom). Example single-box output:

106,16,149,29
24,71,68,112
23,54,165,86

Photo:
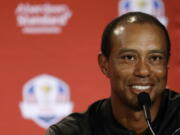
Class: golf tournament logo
19,74,73,128
118,0,168,26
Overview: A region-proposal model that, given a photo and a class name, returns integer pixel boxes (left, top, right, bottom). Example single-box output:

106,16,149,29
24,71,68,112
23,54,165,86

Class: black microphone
138,92,151,121
138,92,156,135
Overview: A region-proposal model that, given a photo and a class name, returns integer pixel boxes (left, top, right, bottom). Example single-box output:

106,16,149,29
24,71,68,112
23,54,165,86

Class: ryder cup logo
118,0,168,26
19,74,73,128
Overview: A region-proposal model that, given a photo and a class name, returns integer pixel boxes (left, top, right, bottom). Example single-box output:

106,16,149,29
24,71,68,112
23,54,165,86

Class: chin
129,104,142,111
124,99,142,111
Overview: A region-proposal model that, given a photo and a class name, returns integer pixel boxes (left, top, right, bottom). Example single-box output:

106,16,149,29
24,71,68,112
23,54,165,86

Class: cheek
109,62,135,78
109,64,135,91
151,66,167,93
151,66,167,79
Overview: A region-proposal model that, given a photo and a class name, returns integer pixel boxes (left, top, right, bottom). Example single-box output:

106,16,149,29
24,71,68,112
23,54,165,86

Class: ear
98,53,110,78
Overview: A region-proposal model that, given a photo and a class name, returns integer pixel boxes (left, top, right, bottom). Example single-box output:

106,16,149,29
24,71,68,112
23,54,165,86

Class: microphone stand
142,105,155,135
138,92,156,135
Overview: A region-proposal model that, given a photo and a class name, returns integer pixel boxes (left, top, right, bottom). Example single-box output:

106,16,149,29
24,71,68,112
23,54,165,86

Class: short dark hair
101,12,170,60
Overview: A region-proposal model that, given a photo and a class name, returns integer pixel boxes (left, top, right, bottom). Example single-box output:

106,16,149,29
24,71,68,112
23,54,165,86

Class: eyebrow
118,48,166,54
148,50,166,54
118,48,138,53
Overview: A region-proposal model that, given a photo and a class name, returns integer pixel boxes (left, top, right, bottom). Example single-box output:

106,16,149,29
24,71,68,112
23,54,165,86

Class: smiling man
45,12,180,135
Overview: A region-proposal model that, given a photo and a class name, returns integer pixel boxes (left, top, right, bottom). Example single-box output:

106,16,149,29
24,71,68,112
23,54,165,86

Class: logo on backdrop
15,3,72,34
118,0,168,26
19,74,73,129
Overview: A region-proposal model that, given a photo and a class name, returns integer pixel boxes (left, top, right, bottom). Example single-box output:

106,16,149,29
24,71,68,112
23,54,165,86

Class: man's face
100,23,168,110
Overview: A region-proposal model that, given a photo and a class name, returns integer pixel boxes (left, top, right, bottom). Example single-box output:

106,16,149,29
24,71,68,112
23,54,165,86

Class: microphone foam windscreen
138,92,151,107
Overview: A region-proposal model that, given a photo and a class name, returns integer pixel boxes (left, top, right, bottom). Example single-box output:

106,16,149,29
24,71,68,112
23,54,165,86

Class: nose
134,60,150,78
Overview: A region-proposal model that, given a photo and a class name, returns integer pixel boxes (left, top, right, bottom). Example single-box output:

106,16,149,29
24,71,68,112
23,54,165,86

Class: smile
131,85,151,91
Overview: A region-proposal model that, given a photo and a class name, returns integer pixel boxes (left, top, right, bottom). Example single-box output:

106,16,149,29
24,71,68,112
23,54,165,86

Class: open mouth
129,84,153,94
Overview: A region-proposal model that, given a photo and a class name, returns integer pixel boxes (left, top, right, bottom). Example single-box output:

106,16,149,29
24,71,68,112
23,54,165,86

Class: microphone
138,92,151,121
138,92,156,135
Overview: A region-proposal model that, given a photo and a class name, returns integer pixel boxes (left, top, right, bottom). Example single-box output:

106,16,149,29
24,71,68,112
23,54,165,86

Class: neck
111,94,161,135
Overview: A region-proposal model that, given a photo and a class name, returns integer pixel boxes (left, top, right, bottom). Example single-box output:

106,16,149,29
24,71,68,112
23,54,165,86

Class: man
45,12,180,135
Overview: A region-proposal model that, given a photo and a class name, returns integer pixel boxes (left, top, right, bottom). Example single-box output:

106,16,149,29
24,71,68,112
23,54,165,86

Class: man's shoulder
164,89,180,123
161,89,180,135
57,112,91,134
166,89,180,105
45,112,89,135
45,98,108,135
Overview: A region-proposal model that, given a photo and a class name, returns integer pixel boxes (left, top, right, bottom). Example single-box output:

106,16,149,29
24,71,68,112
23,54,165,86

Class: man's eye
121,55,136,61
149,56,163,62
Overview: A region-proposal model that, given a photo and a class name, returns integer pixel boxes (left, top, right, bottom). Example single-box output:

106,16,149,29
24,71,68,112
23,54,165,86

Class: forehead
111,23,167,51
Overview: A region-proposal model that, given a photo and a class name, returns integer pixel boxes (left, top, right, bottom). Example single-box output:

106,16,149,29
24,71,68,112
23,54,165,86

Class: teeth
132,85,151,91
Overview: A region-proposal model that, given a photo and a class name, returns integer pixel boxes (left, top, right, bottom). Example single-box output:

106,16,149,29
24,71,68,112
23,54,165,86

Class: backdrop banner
0,0,179,134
